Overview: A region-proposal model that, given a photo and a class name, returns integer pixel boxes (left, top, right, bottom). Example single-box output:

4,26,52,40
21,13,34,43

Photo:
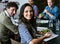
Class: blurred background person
43,0,59,21
28,0,39,18
39,0,59,33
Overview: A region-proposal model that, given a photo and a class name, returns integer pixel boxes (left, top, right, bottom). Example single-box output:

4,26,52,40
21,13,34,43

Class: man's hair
5,2,18,9
47,0,55,2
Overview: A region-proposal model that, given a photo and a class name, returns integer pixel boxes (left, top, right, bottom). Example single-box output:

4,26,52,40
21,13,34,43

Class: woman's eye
30,10,33,12
25,11,28,13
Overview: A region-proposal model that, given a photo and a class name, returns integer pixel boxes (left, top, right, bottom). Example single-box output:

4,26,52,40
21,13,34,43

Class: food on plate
40,29,50,35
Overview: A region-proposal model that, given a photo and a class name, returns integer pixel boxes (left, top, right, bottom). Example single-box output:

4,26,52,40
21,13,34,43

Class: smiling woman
18,3,51,44
23,6,33,20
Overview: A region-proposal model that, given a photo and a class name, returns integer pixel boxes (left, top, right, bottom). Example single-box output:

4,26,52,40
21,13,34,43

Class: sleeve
34,5,39,16
18,24,33,43
2,17,18,34
50,7,59,20
43,6,48,13
53,7,59,19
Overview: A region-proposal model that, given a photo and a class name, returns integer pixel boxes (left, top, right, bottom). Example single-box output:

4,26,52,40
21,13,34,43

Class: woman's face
23,6,33,21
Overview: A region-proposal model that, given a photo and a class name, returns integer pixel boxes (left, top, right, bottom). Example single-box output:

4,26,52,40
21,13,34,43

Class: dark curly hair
5,2,18,10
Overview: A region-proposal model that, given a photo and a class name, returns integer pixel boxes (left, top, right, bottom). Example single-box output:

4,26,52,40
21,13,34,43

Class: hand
38,13,44,19
44,9,53,17
38,15,42,19
44,32,51,38
14,34,20,40
44,9,49,13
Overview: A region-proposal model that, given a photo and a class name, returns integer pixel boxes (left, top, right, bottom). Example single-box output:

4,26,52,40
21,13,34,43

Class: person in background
0,2,20,44
43,0,59,22
42,0,59,33
28,0,39,18
18,3,51,44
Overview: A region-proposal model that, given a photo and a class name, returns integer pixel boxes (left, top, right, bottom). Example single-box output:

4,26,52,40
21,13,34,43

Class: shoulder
18,22,26,28
54,6,59,9
0,12,7,21
0,11,5,16
33,5,38,8
18,22,28,33
45,6,49,9
34,5,37,7
0,12,11,23
53,6,59,11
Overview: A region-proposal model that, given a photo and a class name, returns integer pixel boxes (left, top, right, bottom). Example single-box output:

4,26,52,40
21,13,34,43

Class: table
36,19,59,42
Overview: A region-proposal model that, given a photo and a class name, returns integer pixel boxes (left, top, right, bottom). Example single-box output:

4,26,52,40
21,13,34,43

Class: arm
29,32,51,44
44,9,53,17
43,6,53,17
2,17,18,34
43,6,59,20
34,5,39,17
29,36,46,44
53,7,59,19
18,24,51,44
18,24,33,43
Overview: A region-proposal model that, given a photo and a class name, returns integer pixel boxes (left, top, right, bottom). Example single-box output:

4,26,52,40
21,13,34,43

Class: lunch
39,29,50,35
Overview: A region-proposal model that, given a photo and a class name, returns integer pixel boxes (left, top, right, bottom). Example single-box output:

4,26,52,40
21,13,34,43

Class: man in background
43,0,59,33
28,0,39,18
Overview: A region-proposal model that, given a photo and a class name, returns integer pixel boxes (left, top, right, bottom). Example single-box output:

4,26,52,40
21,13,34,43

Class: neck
49,6,53,9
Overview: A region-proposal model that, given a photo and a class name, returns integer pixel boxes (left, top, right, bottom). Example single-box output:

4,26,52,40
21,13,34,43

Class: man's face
47,0,54,8
7,7,17,16
28,0,34,5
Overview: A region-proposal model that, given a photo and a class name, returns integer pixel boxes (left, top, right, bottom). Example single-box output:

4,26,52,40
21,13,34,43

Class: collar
49,5,54,9
4,10,11,18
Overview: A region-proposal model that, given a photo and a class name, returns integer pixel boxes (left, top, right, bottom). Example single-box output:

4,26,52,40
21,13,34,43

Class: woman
18,3,51,44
